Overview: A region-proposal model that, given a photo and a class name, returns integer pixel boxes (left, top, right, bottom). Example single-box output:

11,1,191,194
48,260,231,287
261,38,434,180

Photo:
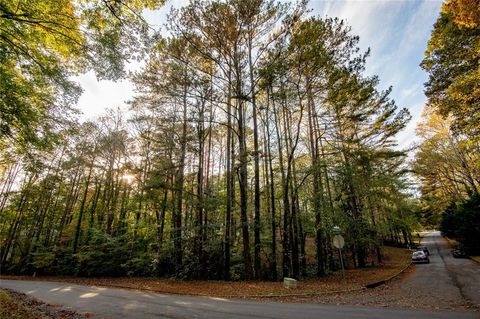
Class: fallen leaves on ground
0,288,88,319
2,247,477,312
1,246,410,298
286,268,478,312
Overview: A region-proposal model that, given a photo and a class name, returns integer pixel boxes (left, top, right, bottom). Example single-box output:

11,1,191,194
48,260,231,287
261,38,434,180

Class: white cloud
397,0,440,53
73,0,442,153
311,0,406,51
73,1,189,121
310,0,442,152
73,71,134,121
401,83,421,99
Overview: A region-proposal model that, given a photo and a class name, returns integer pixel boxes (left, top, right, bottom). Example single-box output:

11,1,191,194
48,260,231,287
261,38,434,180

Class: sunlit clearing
121,174,135,184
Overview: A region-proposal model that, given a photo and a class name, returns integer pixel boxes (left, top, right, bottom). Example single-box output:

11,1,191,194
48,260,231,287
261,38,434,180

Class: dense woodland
0,0,478,280
414,0,479,254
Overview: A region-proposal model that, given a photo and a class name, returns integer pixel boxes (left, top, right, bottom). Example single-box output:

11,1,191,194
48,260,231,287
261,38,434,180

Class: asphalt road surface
0,279,476,319
1,231,478,319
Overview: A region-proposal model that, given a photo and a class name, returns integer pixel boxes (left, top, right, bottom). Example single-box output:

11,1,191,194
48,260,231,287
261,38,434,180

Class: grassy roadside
0,289,48,319
1,246,411,298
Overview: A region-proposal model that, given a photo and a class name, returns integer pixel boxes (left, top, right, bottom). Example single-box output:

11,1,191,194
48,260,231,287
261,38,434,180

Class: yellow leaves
416,106,452,140
443,0,480,29
0,0,84,74
414,95,480,212
446,65,480,105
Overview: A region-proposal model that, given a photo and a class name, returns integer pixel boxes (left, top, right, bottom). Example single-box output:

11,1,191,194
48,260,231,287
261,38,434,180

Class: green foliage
31,252,56,272
416,1,480,255
0,0,419,281
72,231,157,277
413,107,479,231
440,195,480,254
0,0,164,155
422,0,480,138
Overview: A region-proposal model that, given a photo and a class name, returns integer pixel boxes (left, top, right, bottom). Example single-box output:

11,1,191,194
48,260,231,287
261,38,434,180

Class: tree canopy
415,0,479,247
1,0,458,281
0,0,164,154
421,0,480,139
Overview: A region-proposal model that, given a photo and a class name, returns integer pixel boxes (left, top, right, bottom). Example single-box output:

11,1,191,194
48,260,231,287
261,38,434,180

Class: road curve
0,278,477,319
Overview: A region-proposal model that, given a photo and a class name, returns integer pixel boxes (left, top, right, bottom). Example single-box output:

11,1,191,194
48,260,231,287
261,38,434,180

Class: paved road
404,231,480,308
292,232,480,311
0,278,477,319
1,231,478,318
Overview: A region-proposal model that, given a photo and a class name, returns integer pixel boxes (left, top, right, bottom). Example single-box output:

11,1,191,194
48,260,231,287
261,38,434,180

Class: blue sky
312,0,443,148
74,0,443,149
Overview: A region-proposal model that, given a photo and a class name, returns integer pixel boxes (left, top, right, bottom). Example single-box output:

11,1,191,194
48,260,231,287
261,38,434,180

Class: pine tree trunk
224,76,233,281
73,162,94,253
248,35,261,279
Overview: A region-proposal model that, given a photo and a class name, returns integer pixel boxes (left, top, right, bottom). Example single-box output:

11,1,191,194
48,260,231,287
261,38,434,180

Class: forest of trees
414,0,479,253
1,0,476,281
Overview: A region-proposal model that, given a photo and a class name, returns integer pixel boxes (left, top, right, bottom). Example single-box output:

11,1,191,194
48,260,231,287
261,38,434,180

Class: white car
412,250,430,264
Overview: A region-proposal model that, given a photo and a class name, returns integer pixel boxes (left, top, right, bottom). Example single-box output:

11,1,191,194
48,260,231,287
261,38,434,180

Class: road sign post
332,228,345,278
338,247,345,279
